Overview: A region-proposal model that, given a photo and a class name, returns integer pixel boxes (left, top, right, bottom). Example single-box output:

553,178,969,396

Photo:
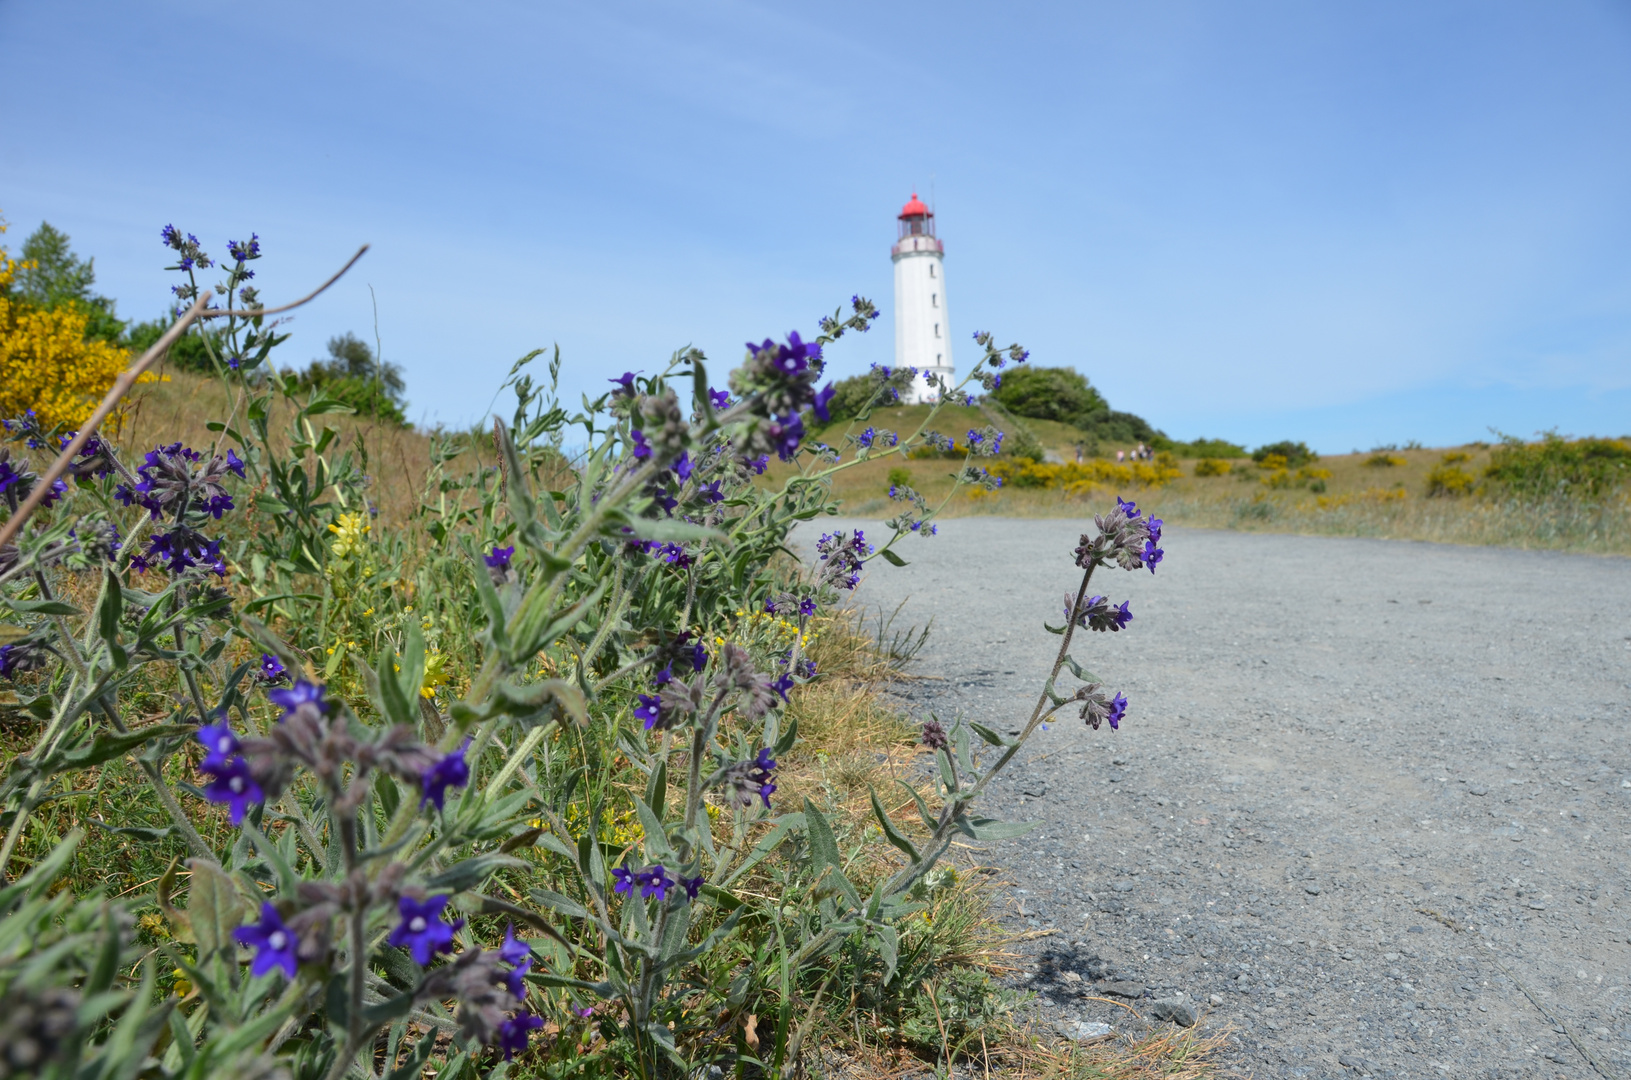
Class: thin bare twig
0,245,369,552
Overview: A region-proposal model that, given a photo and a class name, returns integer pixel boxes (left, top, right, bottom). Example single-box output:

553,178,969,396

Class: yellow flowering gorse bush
0,233,148,429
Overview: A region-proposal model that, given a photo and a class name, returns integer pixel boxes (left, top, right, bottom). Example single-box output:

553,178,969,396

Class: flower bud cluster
920,718,949,750
1074,683,1128,731
965,426,1005,457
0,410,48,450
958,465,1004,492
885,484,938,537
161,224,213,273
728,333,834,463
0,638,50,680
816,294,881,341
719,747,778,809
815,529,872,591
853,426,898,452
1073,496,1164,574
0,984,81,1076
196,679,468,824
0,451,66,510
635,387,690,466
1066,594,1133,633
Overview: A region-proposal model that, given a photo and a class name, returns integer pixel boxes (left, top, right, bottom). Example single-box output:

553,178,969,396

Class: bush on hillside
1484,432,1631,501
823,367,915,421
1170,436,1246,458
990,365,1105,423
1076,408,1167,451
1251,440,1317,468
0,224,143,428
282,332,409,425
125,316,231,374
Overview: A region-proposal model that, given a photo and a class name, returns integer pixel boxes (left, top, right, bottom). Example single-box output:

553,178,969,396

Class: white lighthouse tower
892,193,953,404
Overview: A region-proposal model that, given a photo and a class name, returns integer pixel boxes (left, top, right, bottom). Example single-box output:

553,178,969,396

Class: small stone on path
1149,998,1197,1027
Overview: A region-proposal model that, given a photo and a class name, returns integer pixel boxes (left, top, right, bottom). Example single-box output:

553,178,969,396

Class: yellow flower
0,227,153,428
328,512,370,559
172,967,193,997
420,651,449,699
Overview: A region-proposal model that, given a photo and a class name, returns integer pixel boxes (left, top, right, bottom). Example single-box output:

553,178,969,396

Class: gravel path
816,519,1631,1079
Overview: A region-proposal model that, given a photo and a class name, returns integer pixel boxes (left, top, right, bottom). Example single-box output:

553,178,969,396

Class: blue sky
3,1,1629,452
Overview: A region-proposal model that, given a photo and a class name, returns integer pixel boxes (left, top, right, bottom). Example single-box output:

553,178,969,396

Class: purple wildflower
196,720,240,771
234,903,298,979
637,864,675,900
635,693,664,730
388,894,463,964
681,874,705,900
612,865,637,895
709,388,732,410
609,372,638,396
812,383,836,422
421,739,472,810
498,923,531,966
1107,692,1128,731
497,1012,545,1060
485,545,515,571
673,452,693,482
202,757,263,825
269,679,329,717
630,430,653,460
258,653,286,682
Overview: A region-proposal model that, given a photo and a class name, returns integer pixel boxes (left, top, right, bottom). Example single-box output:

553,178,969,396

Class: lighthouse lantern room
891,193,953,404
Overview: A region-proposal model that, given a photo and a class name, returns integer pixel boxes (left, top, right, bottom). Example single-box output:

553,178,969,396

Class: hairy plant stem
323,814,370,1080
785,561,1101,971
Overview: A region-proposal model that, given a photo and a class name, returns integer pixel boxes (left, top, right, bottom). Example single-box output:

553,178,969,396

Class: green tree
13,222,125,342
990,365,1107,423
284,332,409,424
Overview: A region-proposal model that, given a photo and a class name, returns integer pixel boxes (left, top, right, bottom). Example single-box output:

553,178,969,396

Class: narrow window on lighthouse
931,293,938,307
934,323,940,338
929,264,936,278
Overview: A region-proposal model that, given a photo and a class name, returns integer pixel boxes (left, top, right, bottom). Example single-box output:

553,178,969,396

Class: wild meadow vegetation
808,396,1631,557
0,228,1220,1080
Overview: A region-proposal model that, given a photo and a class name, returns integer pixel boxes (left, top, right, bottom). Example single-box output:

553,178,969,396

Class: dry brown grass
117,365,485,524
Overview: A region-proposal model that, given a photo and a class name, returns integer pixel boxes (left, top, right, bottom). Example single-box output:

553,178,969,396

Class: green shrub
1251,440,1317,468
1194,458,1230,477
1366,453,1406,468
823,367,915,421
990,365,1105,422
1484,432,1631,501
1171,437,1246,458
887,466,912,487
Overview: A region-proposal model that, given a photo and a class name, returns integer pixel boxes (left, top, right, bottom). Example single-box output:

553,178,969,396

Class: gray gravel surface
810,518,1631,1079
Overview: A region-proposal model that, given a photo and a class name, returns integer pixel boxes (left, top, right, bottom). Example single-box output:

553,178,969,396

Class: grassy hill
790,406,1631,555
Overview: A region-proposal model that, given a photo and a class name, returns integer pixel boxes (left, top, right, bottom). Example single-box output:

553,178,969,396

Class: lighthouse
892,193,953,404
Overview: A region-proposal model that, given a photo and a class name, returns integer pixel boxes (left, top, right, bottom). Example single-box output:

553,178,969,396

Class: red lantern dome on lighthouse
897,192,936,239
